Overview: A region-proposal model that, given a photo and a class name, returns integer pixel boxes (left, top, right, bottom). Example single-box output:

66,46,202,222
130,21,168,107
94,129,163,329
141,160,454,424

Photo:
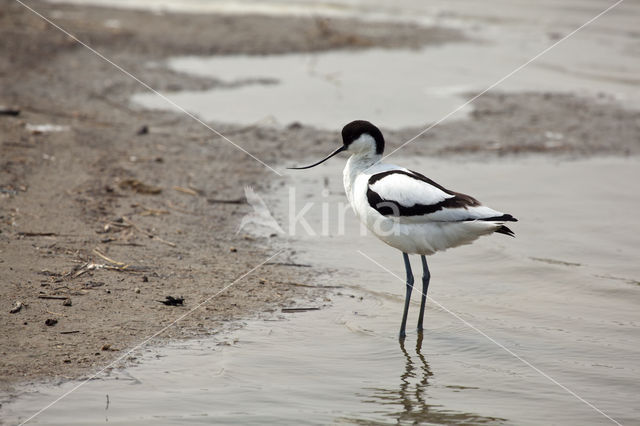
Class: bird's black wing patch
366,170,480,217
478,214,518,222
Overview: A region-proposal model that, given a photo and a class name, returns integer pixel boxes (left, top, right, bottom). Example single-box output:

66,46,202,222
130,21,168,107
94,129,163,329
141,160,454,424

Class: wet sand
1,0,640,423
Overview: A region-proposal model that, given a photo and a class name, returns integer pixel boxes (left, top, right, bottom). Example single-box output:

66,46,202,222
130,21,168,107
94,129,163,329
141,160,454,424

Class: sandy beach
1,0,639,423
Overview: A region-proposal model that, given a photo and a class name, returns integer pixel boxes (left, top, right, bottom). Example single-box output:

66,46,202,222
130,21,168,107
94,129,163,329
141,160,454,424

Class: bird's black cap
341,120,385,155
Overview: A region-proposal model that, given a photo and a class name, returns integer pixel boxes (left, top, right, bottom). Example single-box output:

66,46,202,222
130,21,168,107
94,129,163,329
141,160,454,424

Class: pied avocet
290,120,517,338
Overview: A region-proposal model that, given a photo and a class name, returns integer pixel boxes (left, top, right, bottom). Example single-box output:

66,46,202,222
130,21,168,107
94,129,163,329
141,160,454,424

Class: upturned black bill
287,145,347,170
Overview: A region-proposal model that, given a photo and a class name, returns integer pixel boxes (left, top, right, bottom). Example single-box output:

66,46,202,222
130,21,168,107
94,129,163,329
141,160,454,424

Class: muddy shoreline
0,0,468,395
1,0,639,400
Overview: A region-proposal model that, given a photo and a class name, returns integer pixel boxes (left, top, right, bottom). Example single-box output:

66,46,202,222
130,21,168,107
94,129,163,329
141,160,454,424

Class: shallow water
132,40,640,130
127,0,640,129
4,157,639,425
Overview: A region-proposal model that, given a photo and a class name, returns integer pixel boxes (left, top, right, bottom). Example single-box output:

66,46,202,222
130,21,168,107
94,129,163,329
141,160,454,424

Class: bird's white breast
343,156,396,217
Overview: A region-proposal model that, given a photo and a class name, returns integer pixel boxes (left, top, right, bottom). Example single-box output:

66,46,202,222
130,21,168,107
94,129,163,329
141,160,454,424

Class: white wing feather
369,173,453,207
368,172,505,223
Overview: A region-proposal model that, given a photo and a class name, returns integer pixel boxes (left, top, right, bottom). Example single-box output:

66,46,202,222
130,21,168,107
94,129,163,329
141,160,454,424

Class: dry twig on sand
173,186,199,196
207,197,244,204
92,248,126,266
17,232,58,237
139,205,170,216
281,307,320,313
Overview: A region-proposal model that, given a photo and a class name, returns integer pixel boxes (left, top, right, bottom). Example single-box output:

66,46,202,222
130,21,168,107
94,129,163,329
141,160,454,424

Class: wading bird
289,120,517,339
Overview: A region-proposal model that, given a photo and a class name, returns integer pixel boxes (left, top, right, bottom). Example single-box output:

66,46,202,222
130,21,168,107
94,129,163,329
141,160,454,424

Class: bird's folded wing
367,170,506,222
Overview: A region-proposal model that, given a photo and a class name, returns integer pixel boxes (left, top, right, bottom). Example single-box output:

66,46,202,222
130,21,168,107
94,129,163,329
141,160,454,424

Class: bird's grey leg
417,255,430,333
399,252,414,340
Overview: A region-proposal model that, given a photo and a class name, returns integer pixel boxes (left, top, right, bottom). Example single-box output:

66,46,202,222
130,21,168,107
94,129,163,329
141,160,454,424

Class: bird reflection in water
354,335,505,425
397,333,432,417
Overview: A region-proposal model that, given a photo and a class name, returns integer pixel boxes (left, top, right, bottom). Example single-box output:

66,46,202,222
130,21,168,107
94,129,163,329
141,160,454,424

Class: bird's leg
399,252,414,340
417,255,431,333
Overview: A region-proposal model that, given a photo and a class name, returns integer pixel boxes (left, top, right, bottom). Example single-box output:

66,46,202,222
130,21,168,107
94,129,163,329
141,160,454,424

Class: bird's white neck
343,152,381,204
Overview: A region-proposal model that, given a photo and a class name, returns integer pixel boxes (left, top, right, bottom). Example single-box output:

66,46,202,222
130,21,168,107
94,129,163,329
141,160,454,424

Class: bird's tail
495,225,515,237
477,213,517,238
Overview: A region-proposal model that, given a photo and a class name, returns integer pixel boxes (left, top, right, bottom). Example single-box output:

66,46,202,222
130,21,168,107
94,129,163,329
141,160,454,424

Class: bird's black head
341,120,385,155
287,120,384,170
